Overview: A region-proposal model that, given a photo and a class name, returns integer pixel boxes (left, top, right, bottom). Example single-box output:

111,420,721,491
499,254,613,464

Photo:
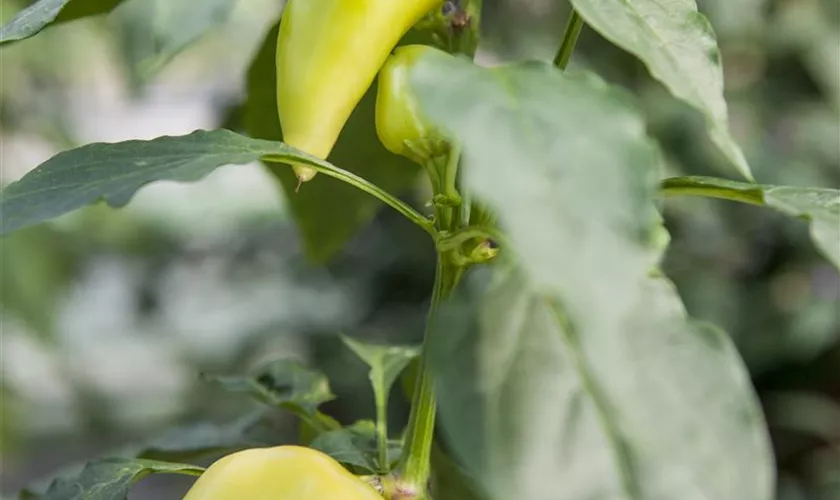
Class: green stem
398,258,459,496
263,155,436,237
553,8,584,70
398,145,465,500
375,391,389,472
659,177,766,206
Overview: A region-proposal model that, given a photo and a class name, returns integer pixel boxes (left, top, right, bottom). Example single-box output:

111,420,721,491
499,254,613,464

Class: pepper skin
375,44,450,165
182,446,383,500
276,0,443,183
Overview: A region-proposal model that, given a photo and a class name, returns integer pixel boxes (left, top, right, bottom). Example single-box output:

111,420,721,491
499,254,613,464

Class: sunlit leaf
568,0,754,180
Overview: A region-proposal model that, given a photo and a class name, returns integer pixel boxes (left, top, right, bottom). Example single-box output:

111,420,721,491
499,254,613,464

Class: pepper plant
1,0,838,499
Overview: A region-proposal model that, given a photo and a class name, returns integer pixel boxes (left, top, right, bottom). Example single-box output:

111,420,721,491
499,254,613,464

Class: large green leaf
0,0,126,44
409,53,774,499
30,458,202,500
243,22,424,263
661,176,840,269
112,0,239,80
0,129,321,236
568,0,754,181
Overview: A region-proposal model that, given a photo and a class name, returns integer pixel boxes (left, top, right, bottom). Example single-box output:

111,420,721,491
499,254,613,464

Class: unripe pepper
375,45,444,165
276,0,443,183
182,446,383,500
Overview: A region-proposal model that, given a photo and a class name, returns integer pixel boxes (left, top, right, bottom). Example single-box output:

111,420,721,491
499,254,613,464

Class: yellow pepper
182,446,383,500
276,0,443,183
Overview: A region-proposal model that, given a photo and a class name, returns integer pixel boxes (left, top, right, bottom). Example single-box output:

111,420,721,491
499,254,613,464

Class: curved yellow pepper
182,446,383,500
276,0,443,182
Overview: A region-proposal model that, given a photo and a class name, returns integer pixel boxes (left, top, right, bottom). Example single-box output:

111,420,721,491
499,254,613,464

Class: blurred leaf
568,0,754,180
0,386,18,455
132,411,288,463
309,420,401,473
298,412,342,446
243,22,425,263
410,54,664,306
661,176,840,268
0,0,125,44
764,392,840,442
433,267,775,500
410,54,774,500
0,129,330,236
112,0,239,81
0,225,76,336
399,357,420,402
25,458,202,500
203,359,338,433
430,444,481,500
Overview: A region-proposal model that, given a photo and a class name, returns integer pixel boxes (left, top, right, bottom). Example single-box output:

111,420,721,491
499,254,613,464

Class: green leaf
0,129,317,236
340,335,420,471
202,358,338,433
0,0,126,44
568,0,754,181
433,268,774,500
661,176,840,269
340,335,420,422
410,55,774,499
33,458,202,500
112,0,239,80
243,22,424,263
430,444,481,500
763,187,840,269
309,420,402,473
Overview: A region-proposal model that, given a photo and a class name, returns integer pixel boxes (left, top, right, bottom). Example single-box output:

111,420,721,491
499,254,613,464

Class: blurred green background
0,0,838,498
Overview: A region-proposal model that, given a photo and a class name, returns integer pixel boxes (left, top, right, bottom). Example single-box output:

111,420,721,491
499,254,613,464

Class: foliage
1,0,838,499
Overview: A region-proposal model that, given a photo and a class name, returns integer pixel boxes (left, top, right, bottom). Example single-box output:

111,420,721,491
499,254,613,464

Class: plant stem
553,8,584,70
398,258,459,496
444,143,462,229
263,155,436,237
659,177,766,206
376,390,389,472
398,149,464,499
